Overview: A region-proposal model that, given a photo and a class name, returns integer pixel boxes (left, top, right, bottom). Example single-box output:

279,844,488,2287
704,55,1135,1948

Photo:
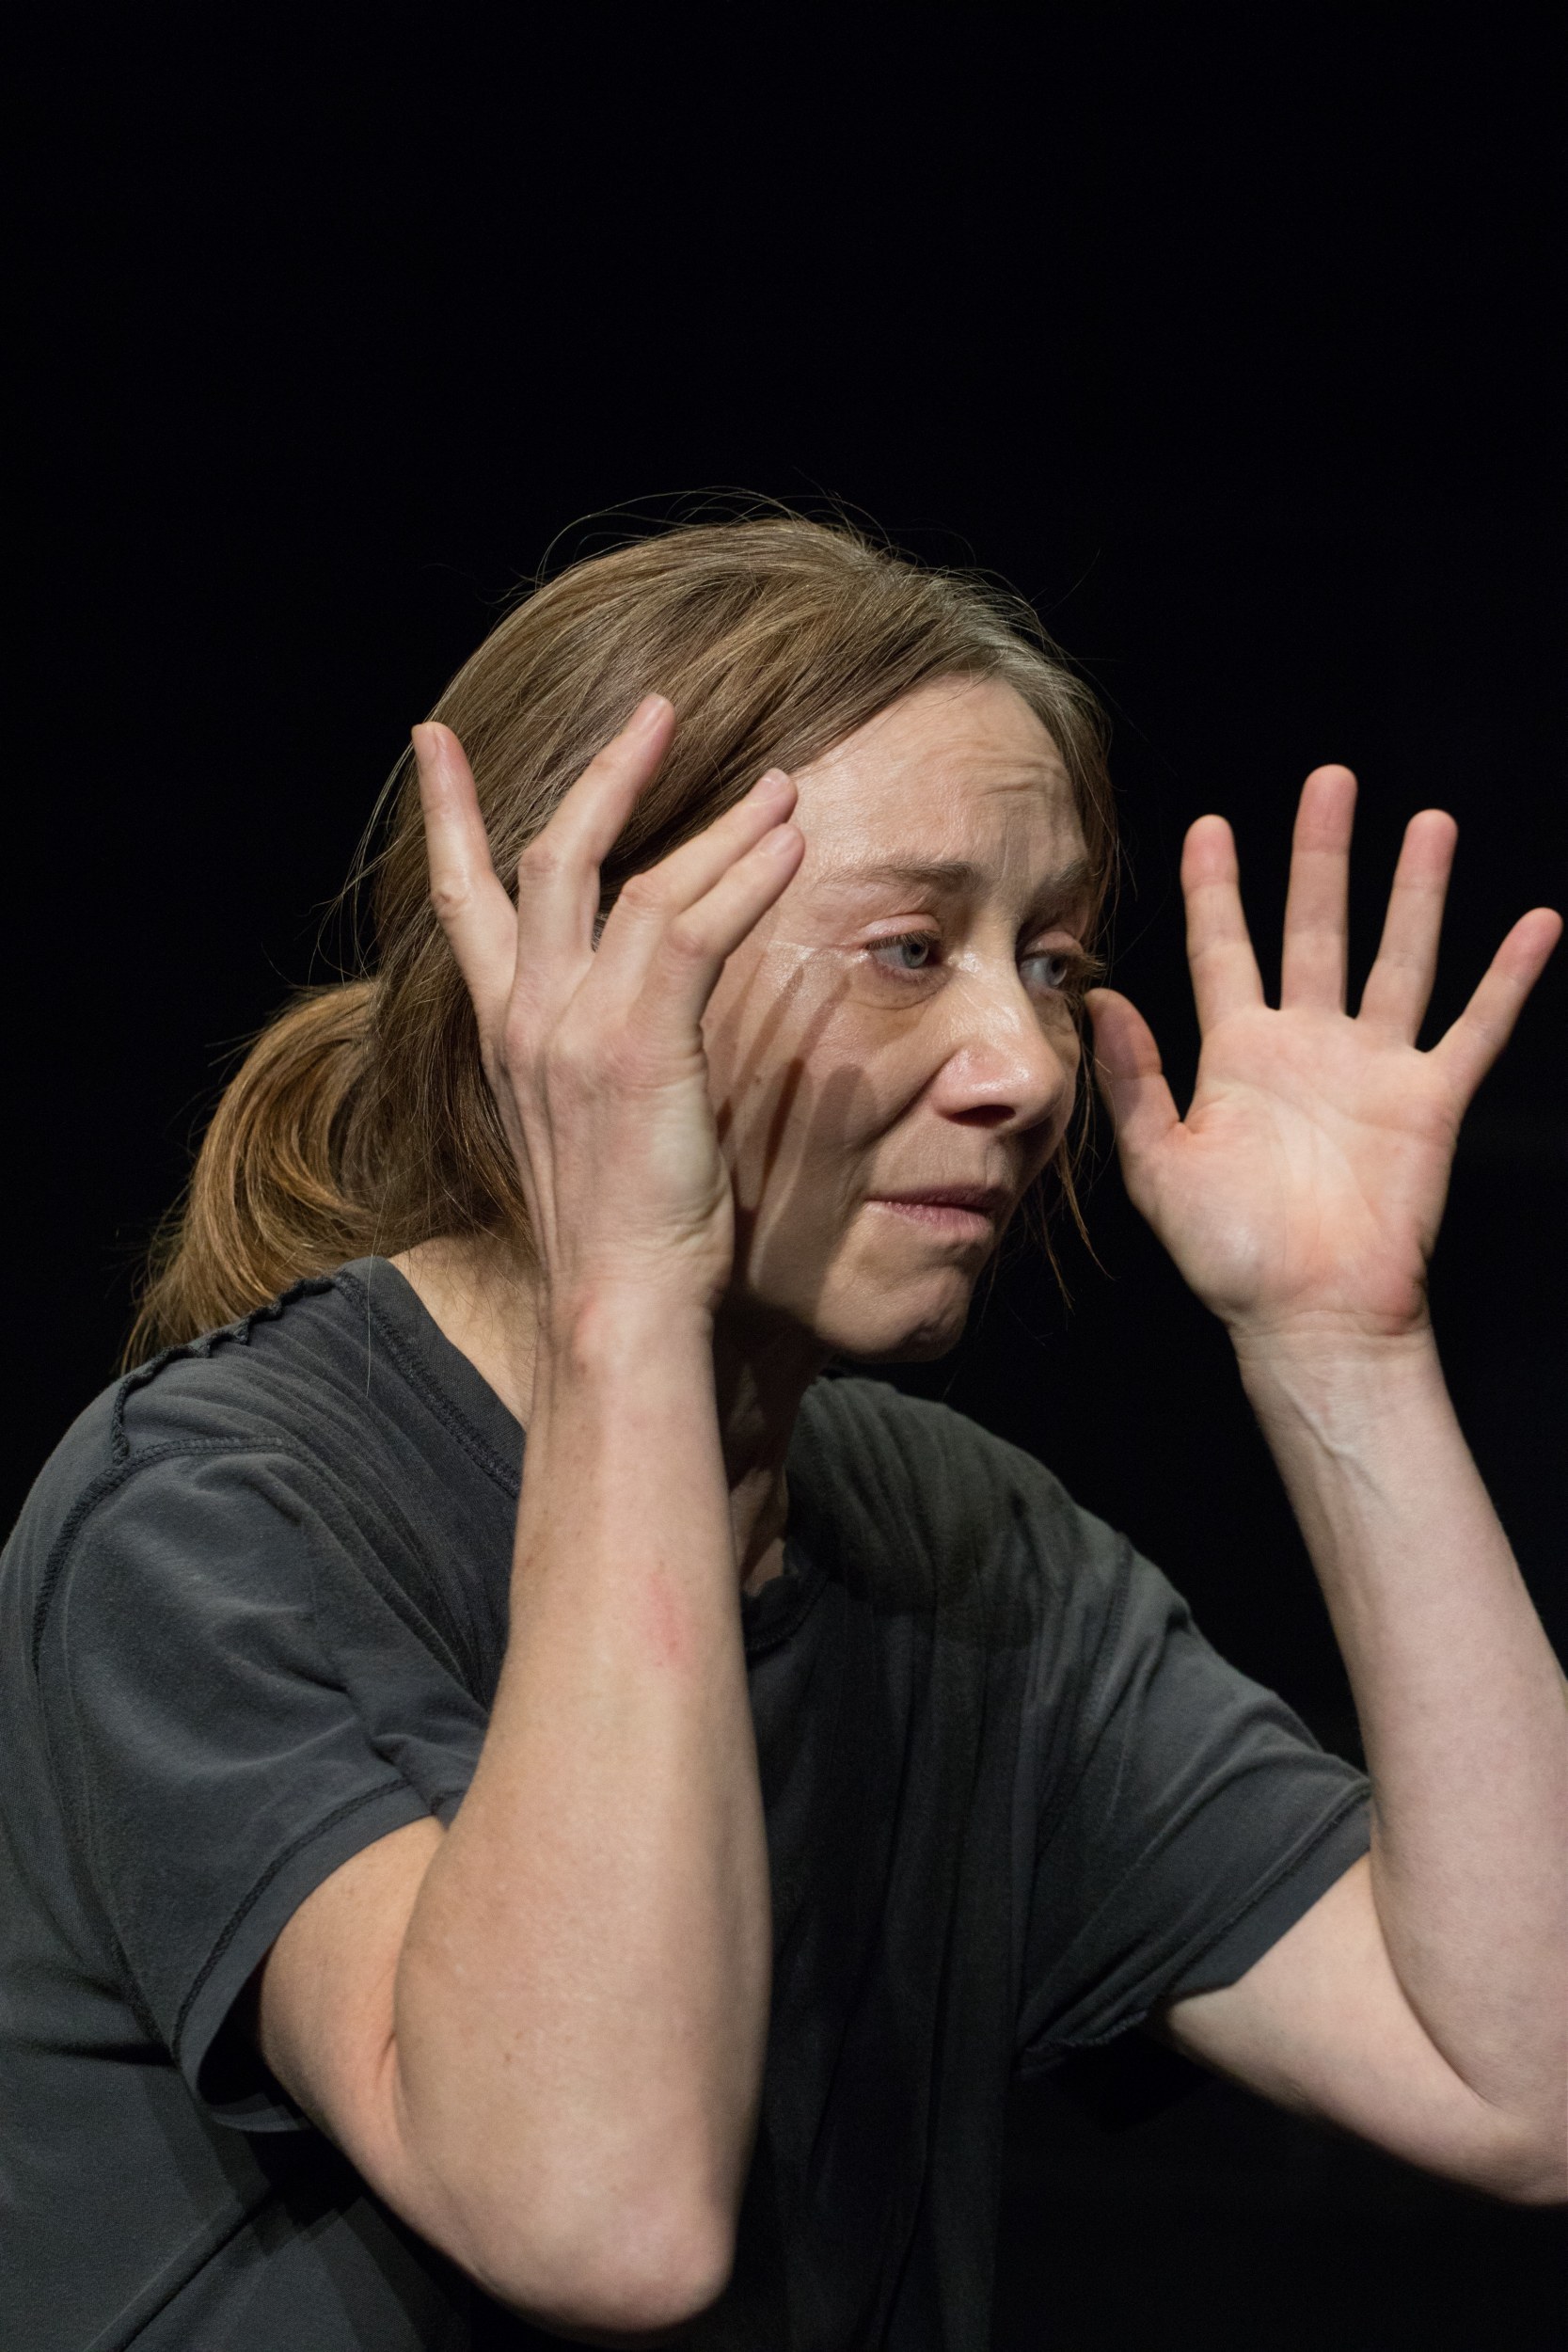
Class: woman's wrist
1227,1314,1449,1459
535,1280,716,1385
1228,1309,1439,1393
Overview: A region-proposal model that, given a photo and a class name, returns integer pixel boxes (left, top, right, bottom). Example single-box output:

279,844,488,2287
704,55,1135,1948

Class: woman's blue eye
878,933,935,971
869,936,1081,988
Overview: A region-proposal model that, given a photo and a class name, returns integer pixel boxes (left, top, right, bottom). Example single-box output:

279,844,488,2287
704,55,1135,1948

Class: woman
3,517,1562,2350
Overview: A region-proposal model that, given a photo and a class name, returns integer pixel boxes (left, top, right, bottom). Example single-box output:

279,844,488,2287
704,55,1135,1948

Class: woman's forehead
792,677,1083,873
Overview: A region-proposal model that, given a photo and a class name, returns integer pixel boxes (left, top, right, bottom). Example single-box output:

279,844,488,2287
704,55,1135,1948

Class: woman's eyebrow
825,852,1096,910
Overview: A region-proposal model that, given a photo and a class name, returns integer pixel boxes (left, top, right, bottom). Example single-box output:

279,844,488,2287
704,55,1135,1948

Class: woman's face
703,675,1097,1362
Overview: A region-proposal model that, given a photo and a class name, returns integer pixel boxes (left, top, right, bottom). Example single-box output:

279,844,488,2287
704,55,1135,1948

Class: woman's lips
864,1185,1010,1242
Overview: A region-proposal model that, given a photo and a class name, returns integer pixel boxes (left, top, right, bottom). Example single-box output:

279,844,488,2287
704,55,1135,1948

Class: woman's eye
1022,949,1073,993
866,936,1090,990
868,931,939,974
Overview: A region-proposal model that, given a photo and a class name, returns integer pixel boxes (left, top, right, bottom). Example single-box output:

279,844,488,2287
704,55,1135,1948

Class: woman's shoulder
4,1262,515,1623
1,1279,341,1628
7,1263,521,1712
37,1260,517,1472
21,1272,372,1496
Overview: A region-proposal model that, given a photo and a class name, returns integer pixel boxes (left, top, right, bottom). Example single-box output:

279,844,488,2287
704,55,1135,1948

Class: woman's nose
930,976,1079,1135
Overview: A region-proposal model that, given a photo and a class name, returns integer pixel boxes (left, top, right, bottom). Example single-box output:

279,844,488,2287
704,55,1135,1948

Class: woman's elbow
370,2041,743,2330
1463,2107,1568,2208
471,2194,737,2340
1497,2143,1568,2208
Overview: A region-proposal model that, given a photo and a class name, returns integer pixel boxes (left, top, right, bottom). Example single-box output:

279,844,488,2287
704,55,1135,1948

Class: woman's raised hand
412,696,804,1323
1085,767,1561,1352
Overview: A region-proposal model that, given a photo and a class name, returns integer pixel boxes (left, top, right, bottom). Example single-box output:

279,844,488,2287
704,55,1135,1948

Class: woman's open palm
1087,767,1561,1346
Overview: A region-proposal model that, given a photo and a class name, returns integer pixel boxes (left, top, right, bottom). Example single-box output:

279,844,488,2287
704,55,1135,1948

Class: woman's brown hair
126,514,1117,1362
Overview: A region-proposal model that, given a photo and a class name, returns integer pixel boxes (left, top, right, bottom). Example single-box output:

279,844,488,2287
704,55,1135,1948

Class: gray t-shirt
1,1259,1370,2350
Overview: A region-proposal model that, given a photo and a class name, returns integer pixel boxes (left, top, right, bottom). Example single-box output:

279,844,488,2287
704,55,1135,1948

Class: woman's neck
387,1235,827,1596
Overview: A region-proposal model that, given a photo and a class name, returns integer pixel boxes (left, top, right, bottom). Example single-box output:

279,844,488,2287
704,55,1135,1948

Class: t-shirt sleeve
36,1446,490,2131
1010,1486,1371,2075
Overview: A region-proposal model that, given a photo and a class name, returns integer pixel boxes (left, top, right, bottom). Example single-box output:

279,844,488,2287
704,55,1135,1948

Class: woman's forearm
393,1291,770,2317
1236,1326,1568,2150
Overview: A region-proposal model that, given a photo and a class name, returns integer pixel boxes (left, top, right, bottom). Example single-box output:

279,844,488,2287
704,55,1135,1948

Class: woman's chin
728,1236,985,1366
814,1275,976,1366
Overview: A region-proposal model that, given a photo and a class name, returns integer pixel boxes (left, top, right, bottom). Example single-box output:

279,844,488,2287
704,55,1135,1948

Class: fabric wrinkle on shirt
0,1257,1371,2350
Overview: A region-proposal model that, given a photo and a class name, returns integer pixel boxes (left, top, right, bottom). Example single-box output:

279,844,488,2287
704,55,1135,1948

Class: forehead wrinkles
804,725,1068,802
805,741,1078,838
798,703,1076,840
779,678,1094,923
805,774,1088,906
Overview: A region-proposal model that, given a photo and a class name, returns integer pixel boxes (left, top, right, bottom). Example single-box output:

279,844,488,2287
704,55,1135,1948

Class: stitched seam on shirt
31,1406,485,1687
1165,1776,1372,1978
742,1546,830,1658
335,1266,522,1497
1017,1779,1372,2067
172,1778,418,2058
110,1279,339,1459
28,1438,280,1676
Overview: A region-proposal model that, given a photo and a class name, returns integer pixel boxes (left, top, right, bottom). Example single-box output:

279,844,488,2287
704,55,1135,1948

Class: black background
11,15,1565,2347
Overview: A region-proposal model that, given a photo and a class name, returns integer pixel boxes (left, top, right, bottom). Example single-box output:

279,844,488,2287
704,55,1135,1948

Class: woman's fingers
1085,989,1180,1161
1430,906,1562,1106
413,723,518,1033
1279,766,1356,1010
418,698,799,1060
1182,815,1265,1030
512,694,678,975
593,768,799,985
1357,809,1457,1039
615,816,807,1034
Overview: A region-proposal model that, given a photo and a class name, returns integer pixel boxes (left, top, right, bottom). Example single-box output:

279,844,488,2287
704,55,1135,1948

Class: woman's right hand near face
412,696,803,1326
261,699,790,2319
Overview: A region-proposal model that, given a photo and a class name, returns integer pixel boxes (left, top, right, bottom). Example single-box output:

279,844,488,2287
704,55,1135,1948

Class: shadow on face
703,676,1097,1365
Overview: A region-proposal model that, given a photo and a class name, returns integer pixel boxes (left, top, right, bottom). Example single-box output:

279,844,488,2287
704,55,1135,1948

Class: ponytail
124,982,380,1363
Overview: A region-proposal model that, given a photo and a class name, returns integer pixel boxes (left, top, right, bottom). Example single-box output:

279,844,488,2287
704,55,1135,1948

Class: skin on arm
1090,771,1567,2202
255,704,806,2341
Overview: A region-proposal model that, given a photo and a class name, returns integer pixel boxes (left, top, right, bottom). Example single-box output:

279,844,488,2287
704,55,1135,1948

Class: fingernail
628,693,671,733
750,767,790,798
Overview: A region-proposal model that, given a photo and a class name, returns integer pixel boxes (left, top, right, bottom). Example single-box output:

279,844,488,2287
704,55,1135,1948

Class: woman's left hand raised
1086,766,1560,1352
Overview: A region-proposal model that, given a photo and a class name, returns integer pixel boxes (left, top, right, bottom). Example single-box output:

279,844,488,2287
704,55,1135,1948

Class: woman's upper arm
254,1815,446,2208
1151,1853,1562,2203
